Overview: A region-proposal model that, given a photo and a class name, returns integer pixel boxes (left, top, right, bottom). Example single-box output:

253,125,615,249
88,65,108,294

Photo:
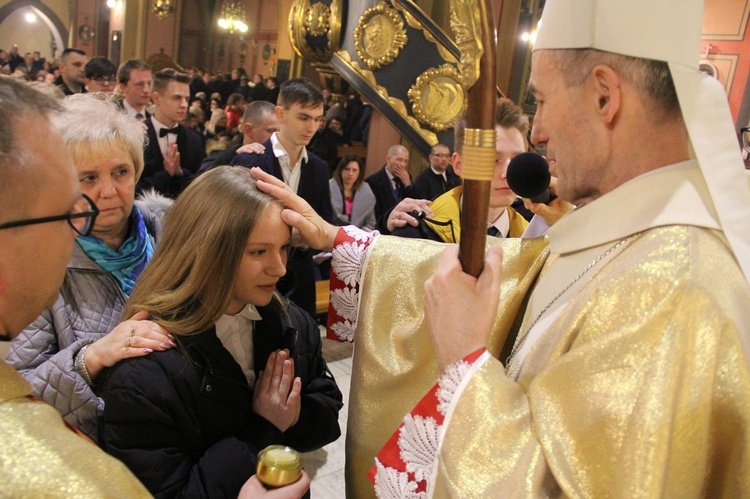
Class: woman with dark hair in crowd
97,166,343,497
329,154,376,230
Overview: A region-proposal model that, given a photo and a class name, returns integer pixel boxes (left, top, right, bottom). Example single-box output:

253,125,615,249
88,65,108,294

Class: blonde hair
123,166,284,335
207,108,226,134
53,93,145,180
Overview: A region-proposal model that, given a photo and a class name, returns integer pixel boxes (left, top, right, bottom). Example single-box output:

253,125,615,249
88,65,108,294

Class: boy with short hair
232,78,333,317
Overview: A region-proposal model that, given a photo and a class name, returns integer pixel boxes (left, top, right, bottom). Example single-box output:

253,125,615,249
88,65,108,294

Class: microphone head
506,152,551,198
507,152,552,198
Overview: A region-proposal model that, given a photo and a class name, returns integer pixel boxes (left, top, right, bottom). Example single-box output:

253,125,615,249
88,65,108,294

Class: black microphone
507,152,557,204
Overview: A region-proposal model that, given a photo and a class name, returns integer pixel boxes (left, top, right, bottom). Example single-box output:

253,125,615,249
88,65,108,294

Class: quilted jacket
5,192,172,440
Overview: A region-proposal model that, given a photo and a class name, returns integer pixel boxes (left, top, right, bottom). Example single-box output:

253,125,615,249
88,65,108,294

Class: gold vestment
0,361,151,497
349,161,750,497
346,235,550,497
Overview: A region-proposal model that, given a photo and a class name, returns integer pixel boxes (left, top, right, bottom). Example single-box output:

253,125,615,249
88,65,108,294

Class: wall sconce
153,0,174,20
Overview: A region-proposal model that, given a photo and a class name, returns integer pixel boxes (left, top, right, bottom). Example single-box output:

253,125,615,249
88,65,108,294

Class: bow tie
159,126,180,137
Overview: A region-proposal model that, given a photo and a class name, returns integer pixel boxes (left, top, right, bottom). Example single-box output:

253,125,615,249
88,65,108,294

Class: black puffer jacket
97,300,342,498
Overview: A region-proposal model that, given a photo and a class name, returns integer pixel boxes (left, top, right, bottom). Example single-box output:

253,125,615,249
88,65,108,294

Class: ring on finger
125,338,131,349
130,328,136,337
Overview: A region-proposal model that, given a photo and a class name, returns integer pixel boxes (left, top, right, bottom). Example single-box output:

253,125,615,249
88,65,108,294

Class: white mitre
534,0,750,285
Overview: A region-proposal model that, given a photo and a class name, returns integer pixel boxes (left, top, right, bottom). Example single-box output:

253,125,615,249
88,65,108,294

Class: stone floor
302,333,353,497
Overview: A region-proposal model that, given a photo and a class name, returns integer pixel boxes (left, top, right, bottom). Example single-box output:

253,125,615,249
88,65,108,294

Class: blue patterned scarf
76,206,155,297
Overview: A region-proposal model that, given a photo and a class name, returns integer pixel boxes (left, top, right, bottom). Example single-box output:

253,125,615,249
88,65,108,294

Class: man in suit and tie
365,144,414,232
411,143,461,201
140,68,206,198
116,59,152,122
231,78,333,317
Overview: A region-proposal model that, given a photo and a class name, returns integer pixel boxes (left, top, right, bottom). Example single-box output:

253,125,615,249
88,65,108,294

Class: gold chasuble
0,361,151,497
345,235,549,497
433,225,750,496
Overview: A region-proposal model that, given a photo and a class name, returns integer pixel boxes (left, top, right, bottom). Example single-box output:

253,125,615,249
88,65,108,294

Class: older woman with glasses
6,94,175,440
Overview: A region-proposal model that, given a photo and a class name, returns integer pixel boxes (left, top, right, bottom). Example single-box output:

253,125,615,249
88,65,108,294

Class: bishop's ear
589,65,621,124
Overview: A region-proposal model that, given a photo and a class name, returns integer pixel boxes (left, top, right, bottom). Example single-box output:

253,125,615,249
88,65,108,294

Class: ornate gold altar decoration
333,51,438,145
306,2,331,36
152,0,174,20
450,0,483,88
393,0,458,64
353,2,408,70
408,64,466,131
289,0,342,62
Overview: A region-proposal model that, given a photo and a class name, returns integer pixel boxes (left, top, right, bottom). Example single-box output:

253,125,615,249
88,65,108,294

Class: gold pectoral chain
504,232,642,376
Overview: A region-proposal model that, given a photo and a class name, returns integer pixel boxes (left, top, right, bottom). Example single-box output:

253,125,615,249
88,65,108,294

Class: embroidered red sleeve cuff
326,226,379,342
369,347,488,497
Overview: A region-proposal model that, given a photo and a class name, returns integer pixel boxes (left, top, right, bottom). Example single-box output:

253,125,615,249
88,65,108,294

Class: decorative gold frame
353,2,408,70
288,0,342,63
408,64,466,132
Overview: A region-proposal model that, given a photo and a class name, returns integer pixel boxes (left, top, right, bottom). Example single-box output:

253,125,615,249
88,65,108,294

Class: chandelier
152,0,174,20
218,1,249,34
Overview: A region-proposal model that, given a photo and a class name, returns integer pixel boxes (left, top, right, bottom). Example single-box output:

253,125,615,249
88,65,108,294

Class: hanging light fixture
218,1,249,34
152,0,174,20
106,0,124,12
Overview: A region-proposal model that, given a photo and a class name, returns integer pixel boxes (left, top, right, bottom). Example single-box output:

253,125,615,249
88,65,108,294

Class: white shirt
123,100,146,120
215,304,262,387
429,166,448,184
488,209,510,238
150,115,178,157
271,132,307,194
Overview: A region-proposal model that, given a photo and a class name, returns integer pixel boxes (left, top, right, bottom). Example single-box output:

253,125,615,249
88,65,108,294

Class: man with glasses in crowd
411,143,460,201
84,56,118,94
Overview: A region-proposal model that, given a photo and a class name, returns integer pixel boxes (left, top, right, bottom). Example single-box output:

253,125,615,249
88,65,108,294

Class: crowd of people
2,0,750,494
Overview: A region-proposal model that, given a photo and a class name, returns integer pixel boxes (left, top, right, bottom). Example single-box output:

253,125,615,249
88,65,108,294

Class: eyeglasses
431,153,451,158
0,193,99,237
92,76,117,85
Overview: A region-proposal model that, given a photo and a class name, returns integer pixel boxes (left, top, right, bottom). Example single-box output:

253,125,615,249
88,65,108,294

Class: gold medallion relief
305,2,331,37
408,64,466,131
354,2,408,70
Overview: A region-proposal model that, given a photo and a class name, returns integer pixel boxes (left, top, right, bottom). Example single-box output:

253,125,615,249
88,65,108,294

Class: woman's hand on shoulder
84,310,176,379
252,349,302,432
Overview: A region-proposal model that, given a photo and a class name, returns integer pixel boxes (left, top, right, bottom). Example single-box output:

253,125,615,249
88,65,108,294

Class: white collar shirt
123,100,145,120
271,132,307,194
215,304,262,388
488,209,510,238
151,115,178,157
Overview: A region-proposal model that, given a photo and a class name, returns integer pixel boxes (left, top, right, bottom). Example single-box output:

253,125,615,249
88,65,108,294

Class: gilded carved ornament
408,64,466,131
353,2,408,70
392,0,458,64
450,0,483,88
334,50,438,145
288,0,342,63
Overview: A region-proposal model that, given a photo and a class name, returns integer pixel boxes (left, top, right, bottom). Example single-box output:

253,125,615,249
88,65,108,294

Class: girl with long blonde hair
97,166,342,497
